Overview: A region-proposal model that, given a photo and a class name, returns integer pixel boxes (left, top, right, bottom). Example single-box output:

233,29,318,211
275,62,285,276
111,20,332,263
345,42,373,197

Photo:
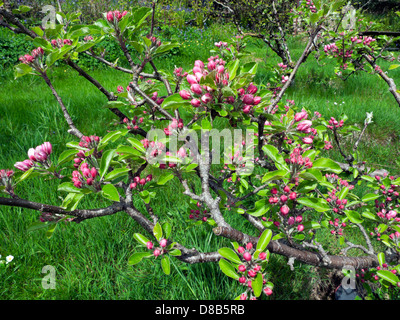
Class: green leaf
133,233,151,246
389,64,400,70
256,229,272,252
261,169,288,183
218,247,241,264
128,252,152,265
161,93,189,110
157,172,174,185
169,249,181,257
161,255,171,275
362,193,380,202
57,149,78,166
58,182,88,194
377,270,399,285
115,146,142,157
344,210,364,224
153,222,163,241
14,63,33,79
227,59,240,81
362,211,379,221
296,180,318,194
98,130,124,149
27,221,54,232
252,272,263,297
140,190,151,204
104,167,131,181
101,184,120,202
127,138,146,153
312,158,342,174
61,192,84,211
99,149,116,179
46,222,58,239
337,187,349,200
377,252,385,267
162,222,172,239
297,197,330,212
262,145,285,167
218,259,239,280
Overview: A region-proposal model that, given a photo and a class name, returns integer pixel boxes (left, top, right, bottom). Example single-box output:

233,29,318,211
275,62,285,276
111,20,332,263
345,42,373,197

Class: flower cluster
350,36,376,46
146,35,162,48
146,239,168,258
304,0,317,13
372,177,400,222
267,185,304,232
325,174,354,214
163,118,184,136
173,67,188,79
238,84,262,114
328,218,346,236
235,243,273,300
285,147,313,169
106,10,128,23
129,174,153,190
51,39,73,48
19,47,44,67
189,201,210,222
72,162,99,190
84,35,93,42
15,142,53,172
326,117,344,130
123,115,144,131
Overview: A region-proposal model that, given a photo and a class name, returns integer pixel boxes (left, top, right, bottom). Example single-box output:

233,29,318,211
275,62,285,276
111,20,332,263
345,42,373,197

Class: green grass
1,27,400,300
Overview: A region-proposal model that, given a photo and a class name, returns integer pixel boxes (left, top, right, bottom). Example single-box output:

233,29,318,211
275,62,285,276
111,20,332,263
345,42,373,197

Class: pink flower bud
130,182,137,189
179,90,191,100
253,96,262,105
294,110,308,122
191,98,201,108
194,60,204,69
106,11,114,22
238,265,246,272
239,277,246,284
177,147,187,159
153,249,161,257
28,148,37,161
237,246,245,254
248,270,257,277
258,252,267,260
201,93,212,104
242,94,254,105
297,224,304,232
207,60,216,71
243,252,252,261
263,287,273,296
289,192,297,200
186,74,198,85
246,242,253,250
280,205,289,216
247,84,258,94
146,241,153,250
190,83,203,95
159,239,167,248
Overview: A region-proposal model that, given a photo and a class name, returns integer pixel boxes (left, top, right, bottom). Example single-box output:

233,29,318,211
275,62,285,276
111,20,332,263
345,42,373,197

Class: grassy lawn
0,26,400,300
